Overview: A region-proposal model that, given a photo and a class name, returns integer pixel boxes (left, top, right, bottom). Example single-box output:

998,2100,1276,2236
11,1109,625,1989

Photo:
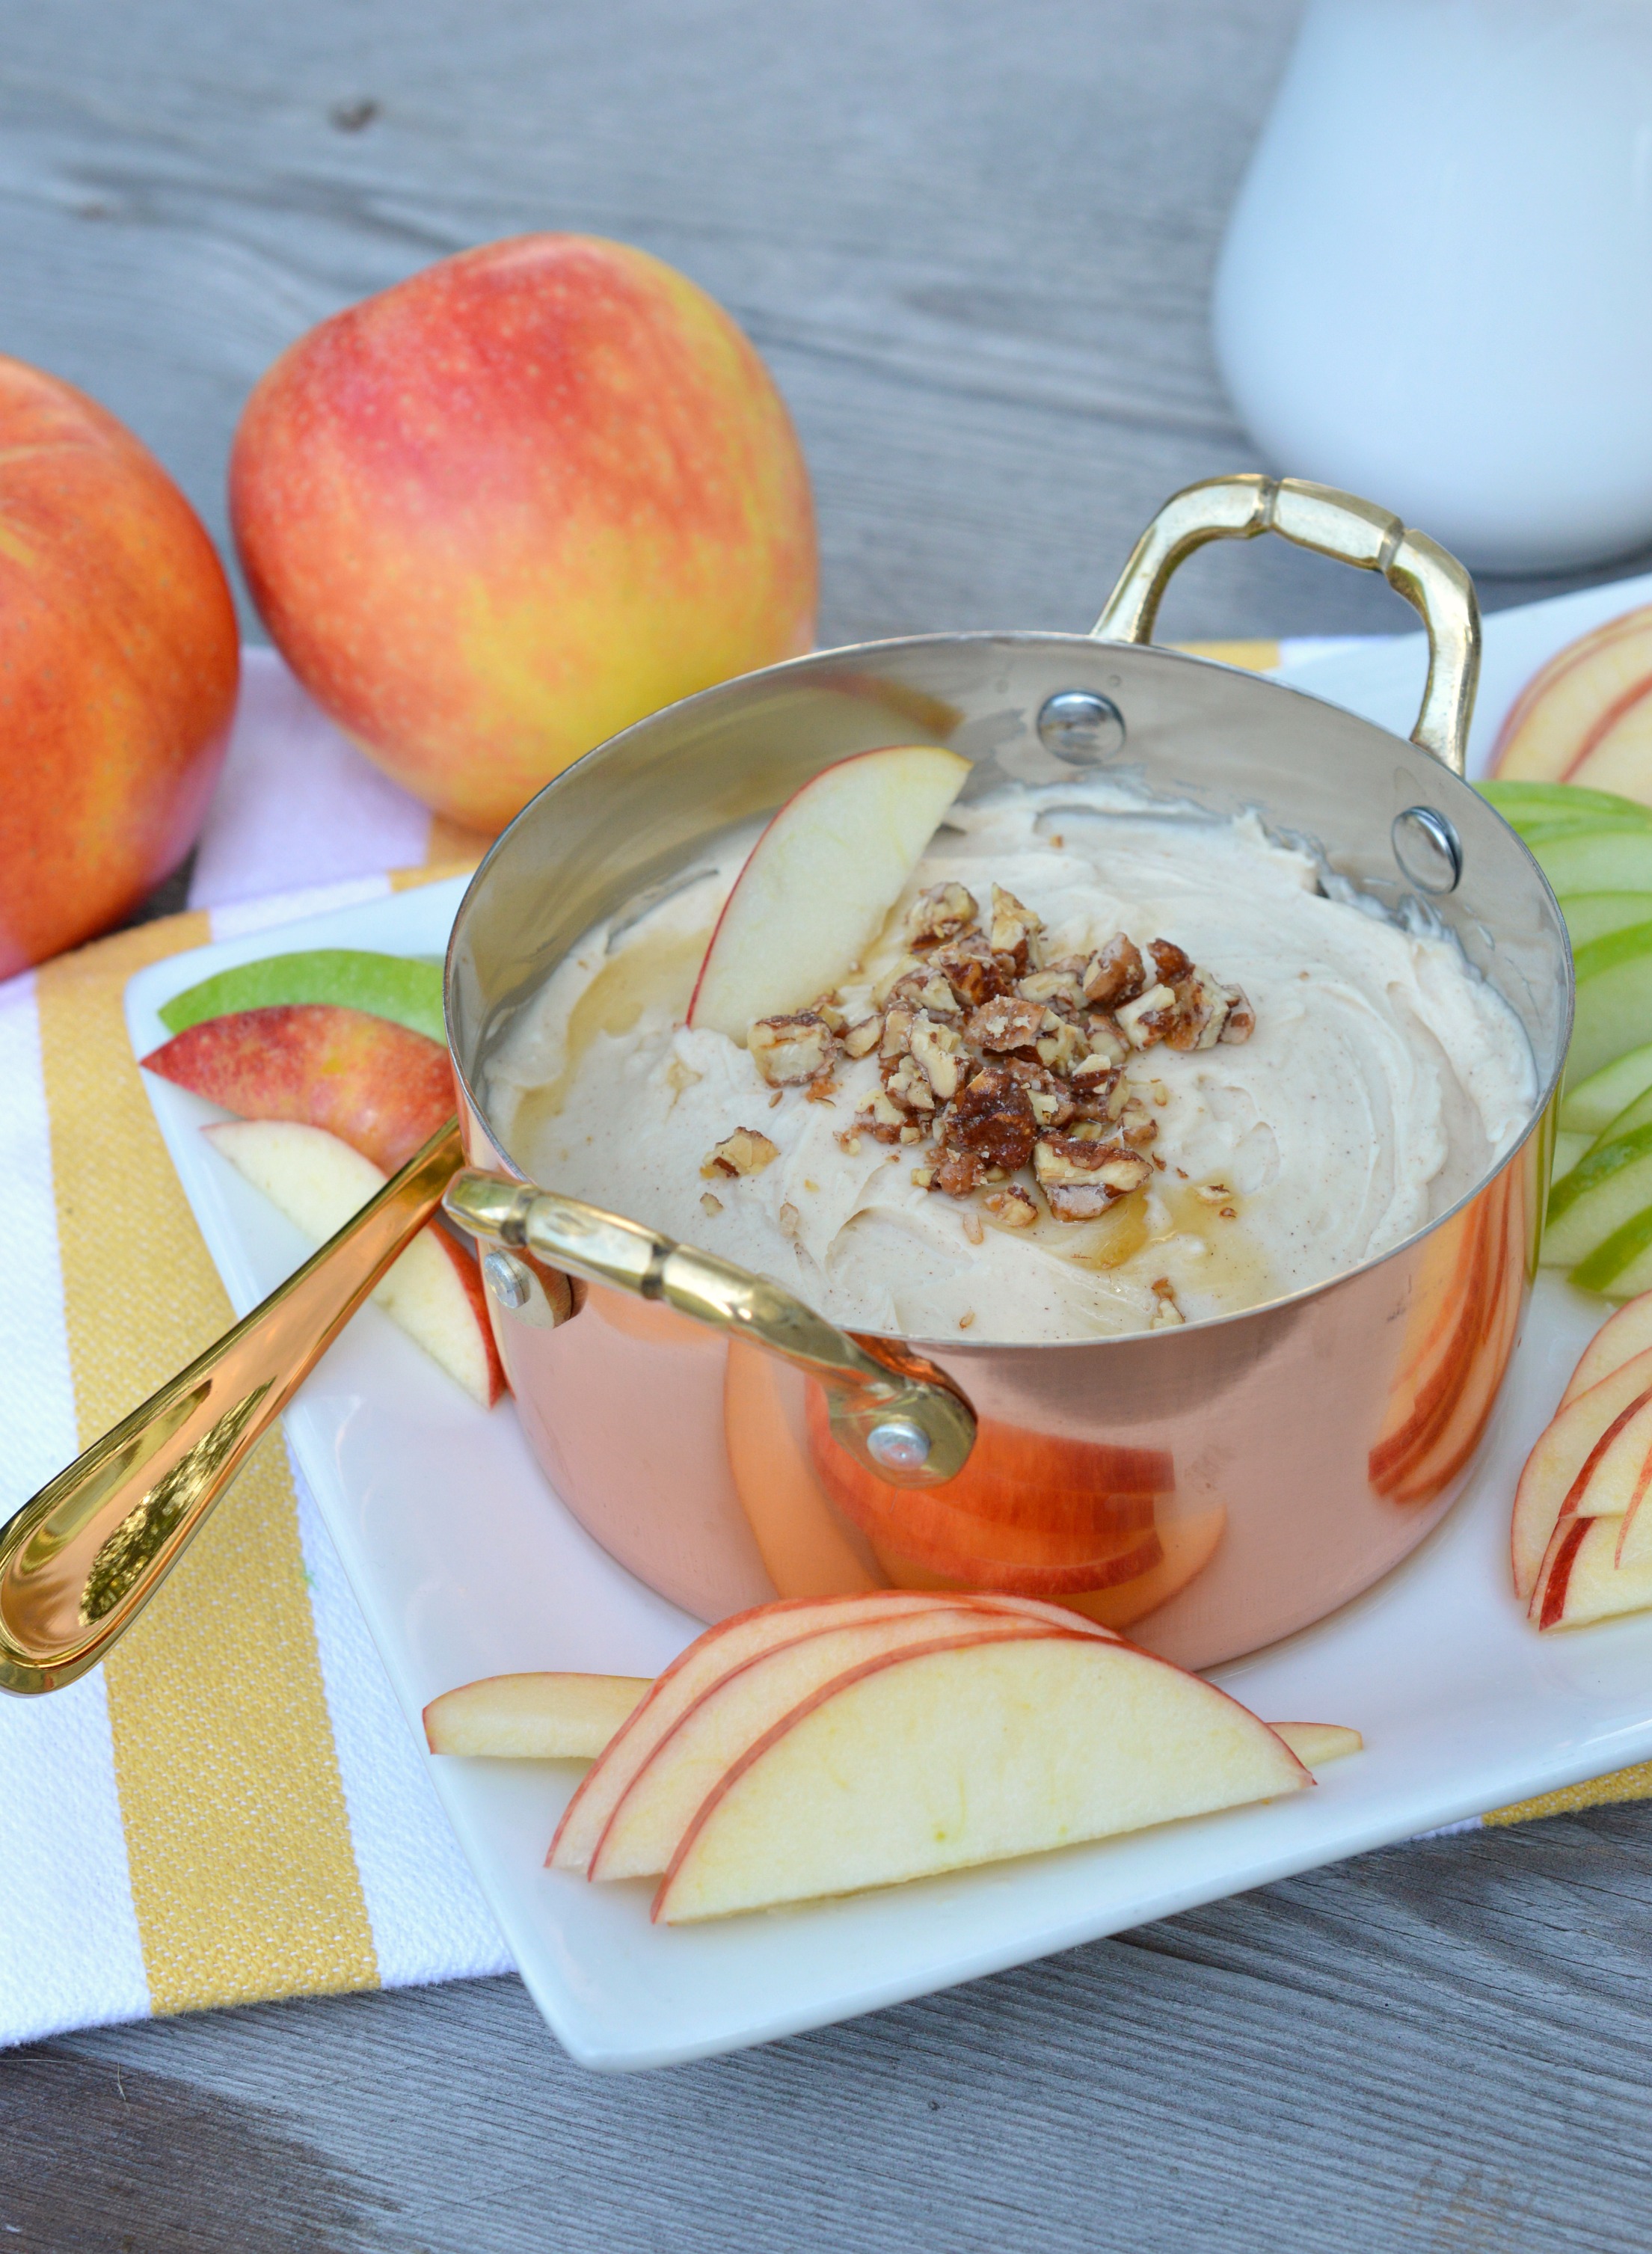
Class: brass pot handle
0,1119,467,1695
443,1170,977,1490
1093,473,1481,776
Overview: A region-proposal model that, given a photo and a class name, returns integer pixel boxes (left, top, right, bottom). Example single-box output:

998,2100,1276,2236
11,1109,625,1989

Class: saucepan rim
443,624,1573,1357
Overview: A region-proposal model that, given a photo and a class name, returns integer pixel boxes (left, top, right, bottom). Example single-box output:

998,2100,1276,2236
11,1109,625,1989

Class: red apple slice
1559,1289,1652,1407
205,1118,504,1406
589,1607,1054,1882
547,1589,1120,1874
1491,605,1652,796
144,1002,454,1173
1531,1511,1652,1631
1510,1345,1652,1601
423,1673,648,1757
686,744,971,1040
653,1633,1312,1923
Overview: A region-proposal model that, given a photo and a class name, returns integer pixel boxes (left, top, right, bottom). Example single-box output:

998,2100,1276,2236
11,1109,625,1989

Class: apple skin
0,357,239,974
142,1003,454,1173
230,234,817,831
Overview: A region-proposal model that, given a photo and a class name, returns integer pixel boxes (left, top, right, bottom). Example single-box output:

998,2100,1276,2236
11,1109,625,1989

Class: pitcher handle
1093,473,1480,776
443,1170,977,1490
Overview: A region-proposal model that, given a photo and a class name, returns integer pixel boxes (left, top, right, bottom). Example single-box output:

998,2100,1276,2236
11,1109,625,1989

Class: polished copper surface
447,475,1570,1668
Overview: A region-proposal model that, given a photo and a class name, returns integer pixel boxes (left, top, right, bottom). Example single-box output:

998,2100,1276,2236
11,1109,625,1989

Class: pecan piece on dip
1032,1131,1152,1221
749,1010,838,1086
701,1128,779,1179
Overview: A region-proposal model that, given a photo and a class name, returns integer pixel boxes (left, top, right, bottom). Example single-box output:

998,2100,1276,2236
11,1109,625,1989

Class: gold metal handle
443,1170,977,1488
0,1118,467,1696
1094,473,1481,775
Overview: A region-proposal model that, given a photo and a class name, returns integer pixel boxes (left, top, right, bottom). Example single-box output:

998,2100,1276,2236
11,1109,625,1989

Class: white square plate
124,593,1652,2070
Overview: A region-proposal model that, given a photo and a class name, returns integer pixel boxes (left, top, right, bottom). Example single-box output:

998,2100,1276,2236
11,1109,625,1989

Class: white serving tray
123,596,1652,2071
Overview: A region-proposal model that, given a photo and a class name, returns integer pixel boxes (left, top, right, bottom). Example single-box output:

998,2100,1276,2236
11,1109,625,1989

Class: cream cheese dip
485,778,1536,1344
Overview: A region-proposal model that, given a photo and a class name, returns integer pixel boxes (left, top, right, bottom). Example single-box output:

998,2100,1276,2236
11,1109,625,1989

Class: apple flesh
548,1589,1123,1874
231,233,817,832
161,950,445,1044
142,1004,453,1174
589,1611,1063,1882
687,744,971,1040
1268,1722,1362,1771
1531,1511,1652,1631
1510,1344,1652,1600
206,1119,503,1406
1561,1289,1652,1404
653,1632,1312,1923
423,1673,649,1757
1490,606,1652,802
1561,1042,1652,1138
0,355,239,974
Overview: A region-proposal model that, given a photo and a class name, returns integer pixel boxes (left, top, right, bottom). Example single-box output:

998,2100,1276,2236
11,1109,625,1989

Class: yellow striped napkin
0,642,1638,2051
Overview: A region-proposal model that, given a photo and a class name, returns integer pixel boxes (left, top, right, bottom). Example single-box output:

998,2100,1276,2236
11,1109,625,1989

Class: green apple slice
1561,1041,1652,1134
1553,1128,1592,1183
1478,780,1652,832
1567,926,1652,1083
1545,1123,1652,1271
1557,892,1652,948
1529,829,1652,895
159,949,446,1042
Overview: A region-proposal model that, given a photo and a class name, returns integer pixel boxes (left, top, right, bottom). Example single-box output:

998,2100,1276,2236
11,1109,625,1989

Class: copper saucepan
0,476,1570,1691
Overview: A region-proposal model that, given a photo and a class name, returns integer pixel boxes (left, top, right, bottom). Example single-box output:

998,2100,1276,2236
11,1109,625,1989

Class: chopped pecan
1117,1095,1158,1147
749,1010,837,1086
965,994,1048,1051
1034,1016,1087,1075
983,1185,1038,1229
930,1146,986,1198
887,968,962,1018
812,994,847,1033
909,1011,966,1101
701,1128,779,1179
906,881,979,950
1116,982,1179,1049
1033,1132,1153,1220
1018,968,1084,1009
855,1090,910,1143
1149,1277,1185,1329
1082,934,1146,1010
881,1054,937,1115
941,1065,1038,1172
1148,937,1194,986
880,1003,916,1059
930,939,1016,1007
1218,983,1256,1044
804,1075,838,1103
842,1015,882,1059
1083,1013,1129,1066
989,884,1043,971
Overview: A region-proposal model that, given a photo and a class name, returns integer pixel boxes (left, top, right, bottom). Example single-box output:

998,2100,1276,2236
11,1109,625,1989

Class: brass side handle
1093,473,1481,776
443,1170,977,1488
0,1118,467,1696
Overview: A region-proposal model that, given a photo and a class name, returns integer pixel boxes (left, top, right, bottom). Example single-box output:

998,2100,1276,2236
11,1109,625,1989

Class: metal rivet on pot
866,1418,931,1471
1037,690,1125,764
482,1249,532,1311
1391,806,1463,894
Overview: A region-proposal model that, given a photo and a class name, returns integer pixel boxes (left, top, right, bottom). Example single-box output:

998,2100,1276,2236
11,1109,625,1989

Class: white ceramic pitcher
1214,0,1652,574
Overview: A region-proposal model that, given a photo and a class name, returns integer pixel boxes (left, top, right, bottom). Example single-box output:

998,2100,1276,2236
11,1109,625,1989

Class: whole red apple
230,234,817,832
0,359,239,975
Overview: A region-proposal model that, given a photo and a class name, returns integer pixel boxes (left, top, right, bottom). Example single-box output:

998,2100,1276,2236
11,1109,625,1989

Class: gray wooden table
4,4,1649,2247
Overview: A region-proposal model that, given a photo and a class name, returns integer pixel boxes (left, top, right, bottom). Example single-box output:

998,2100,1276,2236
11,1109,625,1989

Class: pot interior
447,630,1570,1203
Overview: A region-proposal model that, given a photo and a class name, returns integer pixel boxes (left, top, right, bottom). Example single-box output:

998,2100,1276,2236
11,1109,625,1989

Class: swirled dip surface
487,780,1535,1343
